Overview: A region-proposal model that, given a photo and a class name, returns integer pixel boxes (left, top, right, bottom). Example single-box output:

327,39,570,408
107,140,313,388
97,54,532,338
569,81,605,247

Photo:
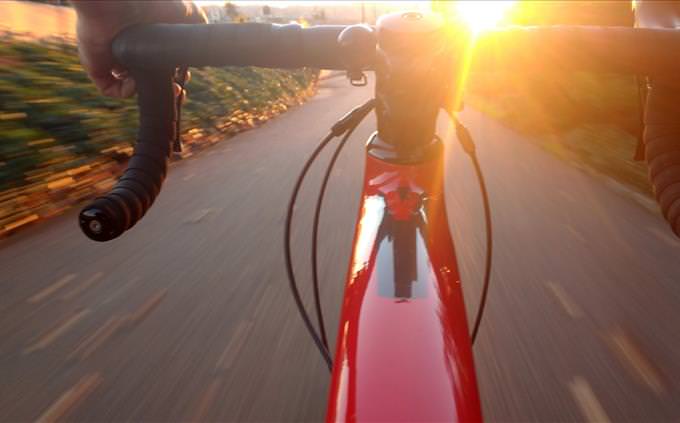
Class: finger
111,65,129,80
94,74,136,98
173,83,188,104
119,77,136,98
78,40,133,97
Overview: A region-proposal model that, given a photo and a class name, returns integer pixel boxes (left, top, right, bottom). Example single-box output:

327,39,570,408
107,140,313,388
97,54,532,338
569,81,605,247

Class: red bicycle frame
326,134,482,422
323,12,482,422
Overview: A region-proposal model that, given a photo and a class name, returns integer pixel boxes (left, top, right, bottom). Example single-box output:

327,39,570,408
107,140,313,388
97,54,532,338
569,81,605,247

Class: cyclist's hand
72,0,207,98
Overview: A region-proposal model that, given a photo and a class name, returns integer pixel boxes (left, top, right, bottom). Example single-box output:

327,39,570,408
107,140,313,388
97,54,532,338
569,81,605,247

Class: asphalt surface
1,76,680,422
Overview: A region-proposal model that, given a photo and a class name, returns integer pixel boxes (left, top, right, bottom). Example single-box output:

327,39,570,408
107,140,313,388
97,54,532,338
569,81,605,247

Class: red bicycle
78,10,680,422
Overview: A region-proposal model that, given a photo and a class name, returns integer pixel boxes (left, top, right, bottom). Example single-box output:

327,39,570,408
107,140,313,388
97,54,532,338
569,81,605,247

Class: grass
0,33,318,235
0,33,316,192
466,70,653,197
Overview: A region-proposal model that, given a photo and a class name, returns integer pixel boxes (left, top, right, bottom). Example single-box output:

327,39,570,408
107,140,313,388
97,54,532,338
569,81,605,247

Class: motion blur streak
1,75,680,421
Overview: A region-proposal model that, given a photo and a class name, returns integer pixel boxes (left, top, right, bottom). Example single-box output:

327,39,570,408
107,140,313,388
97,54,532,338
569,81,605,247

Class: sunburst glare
455,0,516,34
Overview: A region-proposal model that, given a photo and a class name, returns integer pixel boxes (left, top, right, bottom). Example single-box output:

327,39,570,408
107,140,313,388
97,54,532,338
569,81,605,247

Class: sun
454,0,516,34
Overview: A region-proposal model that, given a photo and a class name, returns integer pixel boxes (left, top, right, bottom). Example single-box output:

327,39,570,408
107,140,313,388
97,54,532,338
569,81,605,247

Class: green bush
0,34,316,191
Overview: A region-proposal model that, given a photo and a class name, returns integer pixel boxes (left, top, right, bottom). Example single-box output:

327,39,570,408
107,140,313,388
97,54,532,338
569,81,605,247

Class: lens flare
455,0,516,34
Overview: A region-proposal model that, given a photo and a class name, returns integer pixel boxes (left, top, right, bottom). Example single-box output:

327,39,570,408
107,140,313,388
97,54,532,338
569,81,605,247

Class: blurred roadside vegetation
0,33,317,235
461,1,653,197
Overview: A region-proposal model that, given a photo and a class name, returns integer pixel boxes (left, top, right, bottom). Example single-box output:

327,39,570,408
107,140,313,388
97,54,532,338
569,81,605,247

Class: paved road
1,77,680,422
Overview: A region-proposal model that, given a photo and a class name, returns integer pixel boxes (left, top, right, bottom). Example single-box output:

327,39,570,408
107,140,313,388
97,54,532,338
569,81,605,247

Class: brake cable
285,99,376,370
451,116,494,345
287,100,485,366
310,99,376,351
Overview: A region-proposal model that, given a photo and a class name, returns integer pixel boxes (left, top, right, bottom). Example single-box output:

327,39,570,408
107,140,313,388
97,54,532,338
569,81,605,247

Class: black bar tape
118,168,162,198
113,23,350,70
644,80,680,236
111,182,150,218
94,197,125,227
124,156,166,187
131,140,171,161
108,183,147,206
105,192,132,231
127,155,167,181
79,70,175,241
81,198,125,241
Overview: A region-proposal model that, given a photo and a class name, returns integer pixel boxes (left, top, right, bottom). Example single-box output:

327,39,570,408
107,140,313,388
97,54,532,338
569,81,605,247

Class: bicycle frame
323,13,482,422
326,133,482,422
